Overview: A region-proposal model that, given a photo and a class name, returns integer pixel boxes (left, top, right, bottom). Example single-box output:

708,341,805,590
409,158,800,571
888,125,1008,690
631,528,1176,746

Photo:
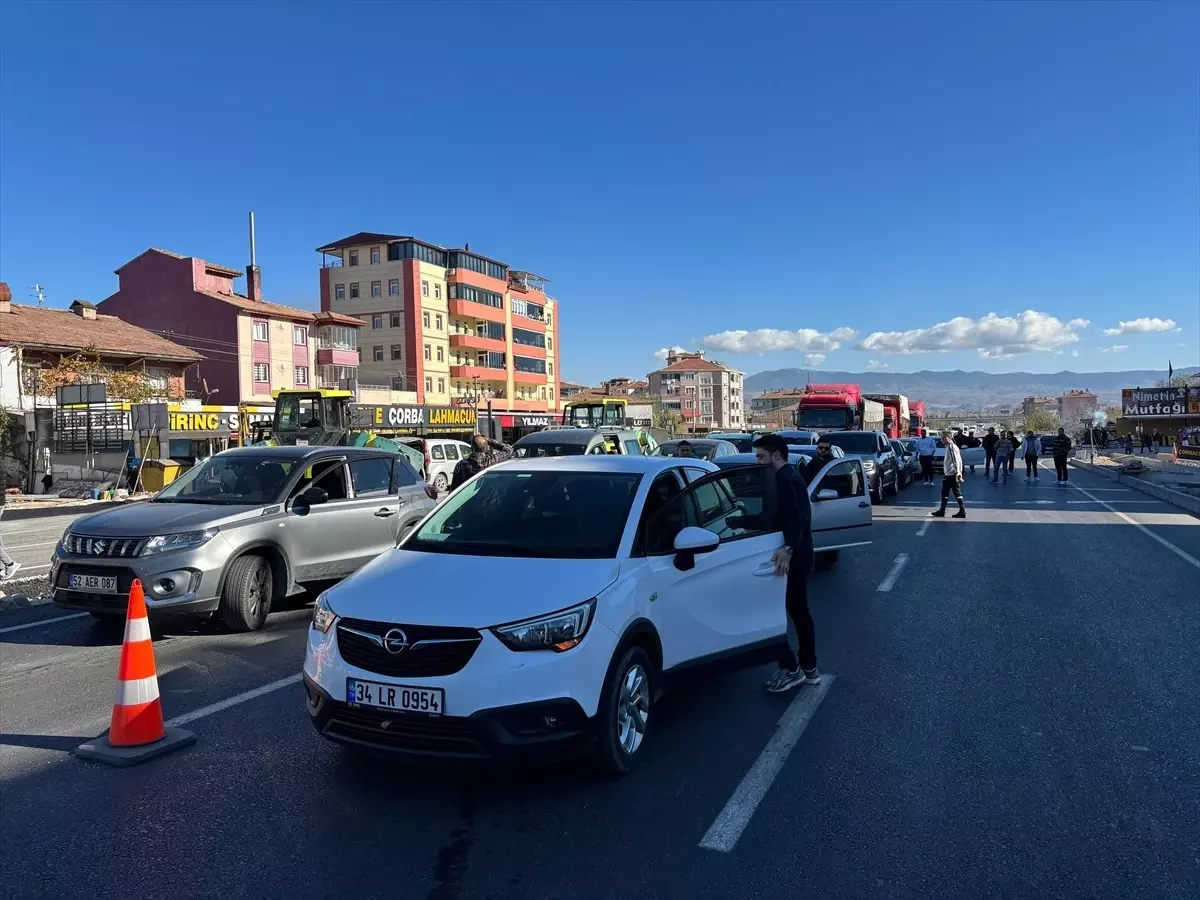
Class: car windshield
709,435,754,452
824,433,879,454
406,470,642,559
513,442,587,458
796,409,849,429
153,456,296,504
659,441,720,461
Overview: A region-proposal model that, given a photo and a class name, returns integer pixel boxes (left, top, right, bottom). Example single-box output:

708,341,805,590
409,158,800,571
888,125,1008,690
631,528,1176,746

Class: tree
1025,407,1061,433
1156,374,1193,388
27,346,170,404
651,398,682,434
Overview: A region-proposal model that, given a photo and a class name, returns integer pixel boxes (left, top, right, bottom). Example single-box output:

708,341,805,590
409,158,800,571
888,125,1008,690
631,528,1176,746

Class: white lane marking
1065,500,1160,505
0,612,88,634
916,519,932,537
876,553,909,592
165,673,303,728
4,540,59,552
1067,482,1200,570
3,563,51,575
699,675,835,853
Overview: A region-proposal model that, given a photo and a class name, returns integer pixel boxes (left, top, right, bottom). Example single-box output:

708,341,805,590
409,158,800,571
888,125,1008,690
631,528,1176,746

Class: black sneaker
952,510,966,519
766,667,805,694
930,509,945,517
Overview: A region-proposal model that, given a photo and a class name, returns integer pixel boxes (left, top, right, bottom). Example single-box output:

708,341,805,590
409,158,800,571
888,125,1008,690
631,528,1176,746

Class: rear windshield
407,470,642,559
824,433,879,454
513,443,587,458
659,441,720,461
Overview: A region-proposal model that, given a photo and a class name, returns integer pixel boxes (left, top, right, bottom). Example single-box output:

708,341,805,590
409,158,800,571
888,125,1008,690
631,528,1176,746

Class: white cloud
856,311,1089,360
1102,317,1180,336
803,353,826,366
866,359,889,370
1071,350,1080,358
1099,345,1128,354
700,327,857,355
653,345,687,361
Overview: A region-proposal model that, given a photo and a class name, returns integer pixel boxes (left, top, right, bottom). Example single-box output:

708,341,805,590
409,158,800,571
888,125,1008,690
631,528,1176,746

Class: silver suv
50,446,437,631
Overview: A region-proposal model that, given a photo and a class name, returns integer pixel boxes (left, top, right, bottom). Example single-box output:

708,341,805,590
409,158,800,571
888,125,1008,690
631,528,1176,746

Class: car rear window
513,443,587,458
824,433,879,454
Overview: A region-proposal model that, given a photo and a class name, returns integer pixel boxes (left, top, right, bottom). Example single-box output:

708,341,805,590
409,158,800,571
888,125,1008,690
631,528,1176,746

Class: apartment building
317,233,561,421
647,350,745,432
750,387,809,416
1059,389,1099,424
99,248,367,404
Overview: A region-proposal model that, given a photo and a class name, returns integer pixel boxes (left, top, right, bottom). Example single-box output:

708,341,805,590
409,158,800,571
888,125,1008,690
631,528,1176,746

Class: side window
635,472,685,554
814,460,861,499
443,444,460,461
293,460,349,502
390,456,418,490
623,439,642,456
349,458,393,497
644,467,776,555
682,466,709,484
431,445,445,460
588,444,607,455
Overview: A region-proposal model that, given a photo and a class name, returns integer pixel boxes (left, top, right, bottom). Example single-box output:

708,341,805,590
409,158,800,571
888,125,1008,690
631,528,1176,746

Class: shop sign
168,407,274,433
360,404,478,431
1121,387,1189,418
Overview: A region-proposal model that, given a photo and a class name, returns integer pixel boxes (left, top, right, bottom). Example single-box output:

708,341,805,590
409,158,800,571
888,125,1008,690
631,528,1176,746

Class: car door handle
374,508,397,518
859,501,870,508
753,563,776,577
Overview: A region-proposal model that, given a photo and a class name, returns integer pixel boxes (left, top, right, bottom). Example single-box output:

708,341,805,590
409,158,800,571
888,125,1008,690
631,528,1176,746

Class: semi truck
865,393,910,439
908,400,927,436
793,384,885,433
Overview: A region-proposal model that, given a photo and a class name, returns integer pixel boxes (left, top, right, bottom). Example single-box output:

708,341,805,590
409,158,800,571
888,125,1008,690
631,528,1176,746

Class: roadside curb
0,589,53,613
3,500,124,522
1068,459,1200,518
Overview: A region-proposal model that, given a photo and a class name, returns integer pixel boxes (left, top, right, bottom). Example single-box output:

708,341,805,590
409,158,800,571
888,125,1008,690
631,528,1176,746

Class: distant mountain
744,367,1200,410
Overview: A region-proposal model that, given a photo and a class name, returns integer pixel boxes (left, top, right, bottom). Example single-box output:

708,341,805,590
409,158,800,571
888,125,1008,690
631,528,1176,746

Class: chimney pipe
246,211,262,303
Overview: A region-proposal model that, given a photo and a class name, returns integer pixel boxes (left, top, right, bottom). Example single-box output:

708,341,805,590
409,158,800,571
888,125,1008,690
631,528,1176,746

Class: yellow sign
428,407,477,427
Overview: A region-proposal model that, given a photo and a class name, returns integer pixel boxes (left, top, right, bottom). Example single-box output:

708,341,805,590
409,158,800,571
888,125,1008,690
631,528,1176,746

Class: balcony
510,342,546,359
512,370,545,385
511,312,546,332
315,347,360,367
450,333,507,354
449,365,507,381
448,298,505,324
511,398,552,412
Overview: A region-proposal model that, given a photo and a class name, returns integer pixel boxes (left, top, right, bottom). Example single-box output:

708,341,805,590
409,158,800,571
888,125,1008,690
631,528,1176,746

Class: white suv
303,455,811,773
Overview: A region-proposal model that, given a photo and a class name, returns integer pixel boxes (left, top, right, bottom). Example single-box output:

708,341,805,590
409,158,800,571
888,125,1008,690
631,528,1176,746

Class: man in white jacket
931,429,966,518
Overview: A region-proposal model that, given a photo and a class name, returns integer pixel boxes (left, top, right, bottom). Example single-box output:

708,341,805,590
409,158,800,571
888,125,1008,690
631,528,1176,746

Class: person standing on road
450,434,512,491
753,433,820,694
982,427,999,479
803,438,836,484
915,429,936,485
931,429,966,518
1124,434,1134,455
1020,430,1041,481
1051,427,1072,484
993,432,1013,483
0,469,20,580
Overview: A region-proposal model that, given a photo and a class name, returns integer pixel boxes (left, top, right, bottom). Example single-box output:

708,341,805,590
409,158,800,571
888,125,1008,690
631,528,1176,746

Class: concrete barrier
1068,458,1200,518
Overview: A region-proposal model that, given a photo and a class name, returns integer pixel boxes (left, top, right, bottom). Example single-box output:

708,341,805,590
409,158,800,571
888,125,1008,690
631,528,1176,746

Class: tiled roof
654,358,728,373
0,303,202,361
315,232,410,253
116,247,240,276
196,290,318,322
314,310,368,327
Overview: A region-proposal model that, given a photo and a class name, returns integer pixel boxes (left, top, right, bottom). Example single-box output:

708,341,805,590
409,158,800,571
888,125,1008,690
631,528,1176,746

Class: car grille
64,534,145,558
324,705,482,756
336,617,482,678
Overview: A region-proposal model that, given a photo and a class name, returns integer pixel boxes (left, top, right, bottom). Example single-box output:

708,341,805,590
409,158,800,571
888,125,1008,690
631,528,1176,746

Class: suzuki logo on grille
382,628,409,655
92,539,108,555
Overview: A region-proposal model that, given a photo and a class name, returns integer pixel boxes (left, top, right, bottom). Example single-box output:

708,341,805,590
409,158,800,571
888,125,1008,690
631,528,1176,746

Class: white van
398,438,472,492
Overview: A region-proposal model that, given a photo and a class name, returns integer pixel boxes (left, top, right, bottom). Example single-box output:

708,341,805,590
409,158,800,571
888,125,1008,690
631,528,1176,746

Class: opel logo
382,628,409,655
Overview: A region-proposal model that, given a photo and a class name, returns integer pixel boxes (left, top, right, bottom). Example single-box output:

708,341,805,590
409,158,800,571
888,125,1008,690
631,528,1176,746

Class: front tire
593,646,654,776
872,478,885,504
219,554,273,632
885,472,899,496
432,473,448,492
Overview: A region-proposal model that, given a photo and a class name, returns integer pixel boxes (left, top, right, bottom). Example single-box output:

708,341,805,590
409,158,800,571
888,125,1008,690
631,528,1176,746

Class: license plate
68,574,118,593
346,678,444,716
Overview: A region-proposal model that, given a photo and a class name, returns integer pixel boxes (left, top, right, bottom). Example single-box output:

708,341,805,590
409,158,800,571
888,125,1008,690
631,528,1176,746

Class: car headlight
140,527,219,556
312,591,337,633
492,600,596,652
59,526,72,550
861,459,876,470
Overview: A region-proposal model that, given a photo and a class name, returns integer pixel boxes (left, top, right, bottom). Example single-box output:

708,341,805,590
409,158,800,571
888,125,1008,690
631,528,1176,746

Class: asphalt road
0,508,81,586
1,463,1199,900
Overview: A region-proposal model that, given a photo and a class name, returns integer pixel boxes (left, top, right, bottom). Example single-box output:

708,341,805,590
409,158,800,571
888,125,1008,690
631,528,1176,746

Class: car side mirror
673,526,720,571
292,485,329,515
814,488,838,501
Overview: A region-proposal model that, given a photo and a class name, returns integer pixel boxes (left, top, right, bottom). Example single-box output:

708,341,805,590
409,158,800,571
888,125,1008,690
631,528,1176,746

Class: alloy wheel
616,663,650,755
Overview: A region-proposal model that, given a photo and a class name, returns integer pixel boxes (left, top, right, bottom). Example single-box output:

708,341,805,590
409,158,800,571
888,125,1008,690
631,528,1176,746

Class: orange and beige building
647,350,745,432
317,232,561,425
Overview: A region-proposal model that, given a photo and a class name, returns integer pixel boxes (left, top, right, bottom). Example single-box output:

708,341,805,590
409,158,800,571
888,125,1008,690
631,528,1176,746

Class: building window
370,247,380,265
294,366,309,385
476,321,505,341
546,312,552,327
512,327,546,349
390,311,401,328
424,343,432,360
447,251,507,281
421,280,429,297
388,279,399,296
548,362,553,376
511,298,544,321
372,314,383,329
388,241,447,267
425,376,433,394
423,311,430,329
547,337,552,351
253,363,269,383
371,281,381,298
513,355,547,375
293,325,308,345
335,284,345,301
436,345,444,362
435,313,443,330
252,321,269,341
549,387,554,401
349,250,359,267
350,283,360,299
434,284,441,300
437,377,445,393
391,344,403,361
373,346,383,362
448,283,504,309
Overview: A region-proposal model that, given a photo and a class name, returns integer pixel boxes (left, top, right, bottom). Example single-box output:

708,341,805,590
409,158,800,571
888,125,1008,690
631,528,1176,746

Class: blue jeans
992,457,1009,481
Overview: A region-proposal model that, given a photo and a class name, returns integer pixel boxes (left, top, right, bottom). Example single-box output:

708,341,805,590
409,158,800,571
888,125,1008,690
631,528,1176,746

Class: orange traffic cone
75,579,195,766
109,579,166,746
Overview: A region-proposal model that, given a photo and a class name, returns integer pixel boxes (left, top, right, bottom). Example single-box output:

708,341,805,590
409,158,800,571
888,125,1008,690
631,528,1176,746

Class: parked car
890,439,919,488
51,446,437,631
932,437,987,474
704,432,756,452
714,453,871,568
773,429,820,447
656,438,739,461
820,431,898,503
397,438,472,493
303,454,868,773
513,428,647,458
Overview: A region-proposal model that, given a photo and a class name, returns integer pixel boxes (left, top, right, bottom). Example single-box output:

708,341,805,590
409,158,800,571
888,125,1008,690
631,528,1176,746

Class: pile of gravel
0,575,53,611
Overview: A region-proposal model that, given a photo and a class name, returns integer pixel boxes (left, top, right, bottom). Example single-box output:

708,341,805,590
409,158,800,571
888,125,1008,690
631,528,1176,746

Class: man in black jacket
803,438,835,485
0,470,19,580
982,427,999,478
1051,427,1072,483
753,433,820,694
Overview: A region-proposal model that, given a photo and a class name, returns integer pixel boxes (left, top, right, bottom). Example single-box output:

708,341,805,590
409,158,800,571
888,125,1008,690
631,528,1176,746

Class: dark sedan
821,430,898,503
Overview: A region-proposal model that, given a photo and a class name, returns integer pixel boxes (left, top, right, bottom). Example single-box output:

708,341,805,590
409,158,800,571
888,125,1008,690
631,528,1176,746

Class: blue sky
1,1,1197,386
